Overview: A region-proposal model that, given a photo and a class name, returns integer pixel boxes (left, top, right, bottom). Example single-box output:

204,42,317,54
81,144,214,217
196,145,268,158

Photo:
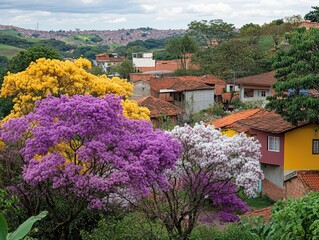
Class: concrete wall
184,90,214,115
132,81,150,99
133,58,155,68
261,164,284,188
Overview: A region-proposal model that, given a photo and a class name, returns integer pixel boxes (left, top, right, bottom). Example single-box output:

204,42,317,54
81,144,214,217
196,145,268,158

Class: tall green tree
304,6,319,22
193,38,270,79
267,28,319,125
113,60,135,80
7,45,62,74
187,19,235,47
165,35,197,70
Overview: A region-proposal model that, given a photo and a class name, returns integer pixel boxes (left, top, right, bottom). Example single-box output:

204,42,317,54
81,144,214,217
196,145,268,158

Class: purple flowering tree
0,94,181,239
138,123,263,240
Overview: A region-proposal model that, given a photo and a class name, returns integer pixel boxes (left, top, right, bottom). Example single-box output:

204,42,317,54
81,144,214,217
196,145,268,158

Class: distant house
150,77,214,119
136,96,182,128
209,109,319,201
94,53,125,73
236,71,276,104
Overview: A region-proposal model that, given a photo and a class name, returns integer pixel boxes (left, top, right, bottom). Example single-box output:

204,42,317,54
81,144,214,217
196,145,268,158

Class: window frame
313,139,319,154
268,136,280,152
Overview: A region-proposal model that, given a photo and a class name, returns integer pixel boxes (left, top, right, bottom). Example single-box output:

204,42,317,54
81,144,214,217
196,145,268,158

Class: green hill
0,44,24,59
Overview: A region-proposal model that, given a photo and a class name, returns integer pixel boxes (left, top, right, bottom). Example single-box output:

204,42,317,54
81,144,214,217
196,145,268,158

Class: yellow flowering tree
0,58,149,120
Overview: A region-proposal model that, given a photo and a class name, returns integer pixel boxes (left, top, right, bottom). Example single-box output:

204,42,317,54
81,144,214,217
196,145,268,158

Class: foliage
232,99,265,111
0,34,33,49
165,35,197,70
190,223,260,240
138,123,263,239
81,211,168,240
193,38,271,79
0,57,149,120
70,45,110,59
6,45,62,74
187,19,235,47
304,6,319,22
240,23,262,44
265,192,319,239
0,94,181,238
0,211,47,240
266,28,319,125
113,60,134,80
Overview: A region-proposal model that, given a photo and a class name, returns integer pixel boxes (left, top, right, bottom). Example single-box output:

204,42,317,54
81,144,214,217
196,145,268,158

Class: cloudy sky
0,0,317,31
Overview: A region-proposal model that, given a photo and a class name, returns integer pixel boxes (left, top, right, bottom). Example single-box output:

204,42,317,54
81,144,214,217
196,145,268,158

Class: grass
64,34,96,44
239,191,275,210
258,35,274,51
0,44,24,59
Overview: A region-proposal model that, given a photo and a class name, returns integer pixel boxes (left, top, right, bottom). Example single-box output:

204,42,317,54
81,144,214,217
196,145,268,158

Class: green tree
165,35,197,70
113,59,134,80
240,23,261,44
194,38,270,79
267,28,319,125
7,45,62,74
187,19,235,47
304,6,319,22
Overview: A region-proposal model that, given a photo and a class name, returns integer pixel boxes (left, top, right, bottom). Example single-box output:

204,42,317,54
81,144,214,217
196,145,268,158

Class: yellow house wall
221,129,239,137
284,124,319,170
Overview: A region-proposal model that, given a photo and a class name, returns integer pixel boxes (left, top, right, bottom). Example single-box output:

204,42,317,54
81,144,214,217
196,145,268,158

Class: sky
0,0,317,31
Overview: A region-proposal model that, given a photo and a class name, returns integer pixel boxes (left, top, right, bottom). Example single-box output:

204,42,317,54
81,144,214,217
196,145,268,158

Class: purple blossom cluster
1,94,182,209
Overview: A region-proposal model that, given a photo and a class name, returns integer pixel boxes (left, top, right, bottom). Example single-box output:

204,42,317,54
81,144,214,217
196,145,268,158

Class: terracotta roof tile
237,110,308,133
236,71,276,86
150,77,214,92
170,80,214,92
136,96,182,117
297,171,319,191
243,206,273,221
208,109,262,129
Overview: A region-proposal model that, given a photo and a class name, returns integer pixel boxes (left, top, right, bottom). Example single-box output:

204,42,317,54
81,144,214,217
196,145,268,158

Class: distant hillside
0,25,186,45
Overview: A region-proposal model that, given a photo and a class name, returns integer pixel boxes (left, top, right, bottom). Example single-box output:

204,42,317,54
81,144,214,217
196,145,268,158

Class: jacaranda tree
138,124,263,240
0,57,149,120
0,94,181,239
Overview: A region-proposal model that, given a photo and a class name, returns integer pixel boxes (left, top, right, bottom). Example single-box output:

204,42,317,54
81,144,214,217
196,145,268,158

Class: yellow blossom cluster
1,58,149,120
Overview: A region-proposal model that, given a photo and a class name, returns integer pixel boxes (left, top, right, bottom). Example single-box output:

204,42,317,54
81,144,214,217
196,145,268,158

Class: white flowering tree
139,123,263,240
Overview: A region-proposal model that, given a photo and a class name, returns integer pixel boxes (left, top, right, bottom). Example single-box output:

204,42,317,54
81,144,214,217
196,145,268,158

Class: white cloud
140,4,156,13
187,3,233,14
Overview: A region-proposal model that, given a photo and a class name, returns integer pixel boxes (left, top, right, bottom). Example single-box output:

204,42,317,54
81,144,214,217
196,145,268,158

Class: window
313,139,319,154
257,90,266,97
268,136,280,152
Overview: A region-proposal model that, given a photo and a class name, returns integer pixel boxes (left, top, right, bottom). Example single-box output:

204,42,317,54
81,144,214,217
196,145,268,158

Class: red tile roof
297,171,319,191
150,77,214,92
236,71,276,87
136,96,182,117
208,109,262,130
237,109,308,133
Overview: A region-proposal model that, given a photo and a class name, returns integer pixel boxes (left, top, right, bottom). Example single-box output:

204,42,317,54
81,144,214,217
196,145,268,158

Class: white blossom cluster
170,123,263,197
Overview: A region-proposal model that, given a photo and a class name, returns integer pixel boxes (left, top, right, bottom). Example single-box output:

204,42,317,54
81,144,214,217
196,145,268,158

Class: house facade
131,80,151,99
94,53,125,73
236,71,276,104
209,109,319,200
